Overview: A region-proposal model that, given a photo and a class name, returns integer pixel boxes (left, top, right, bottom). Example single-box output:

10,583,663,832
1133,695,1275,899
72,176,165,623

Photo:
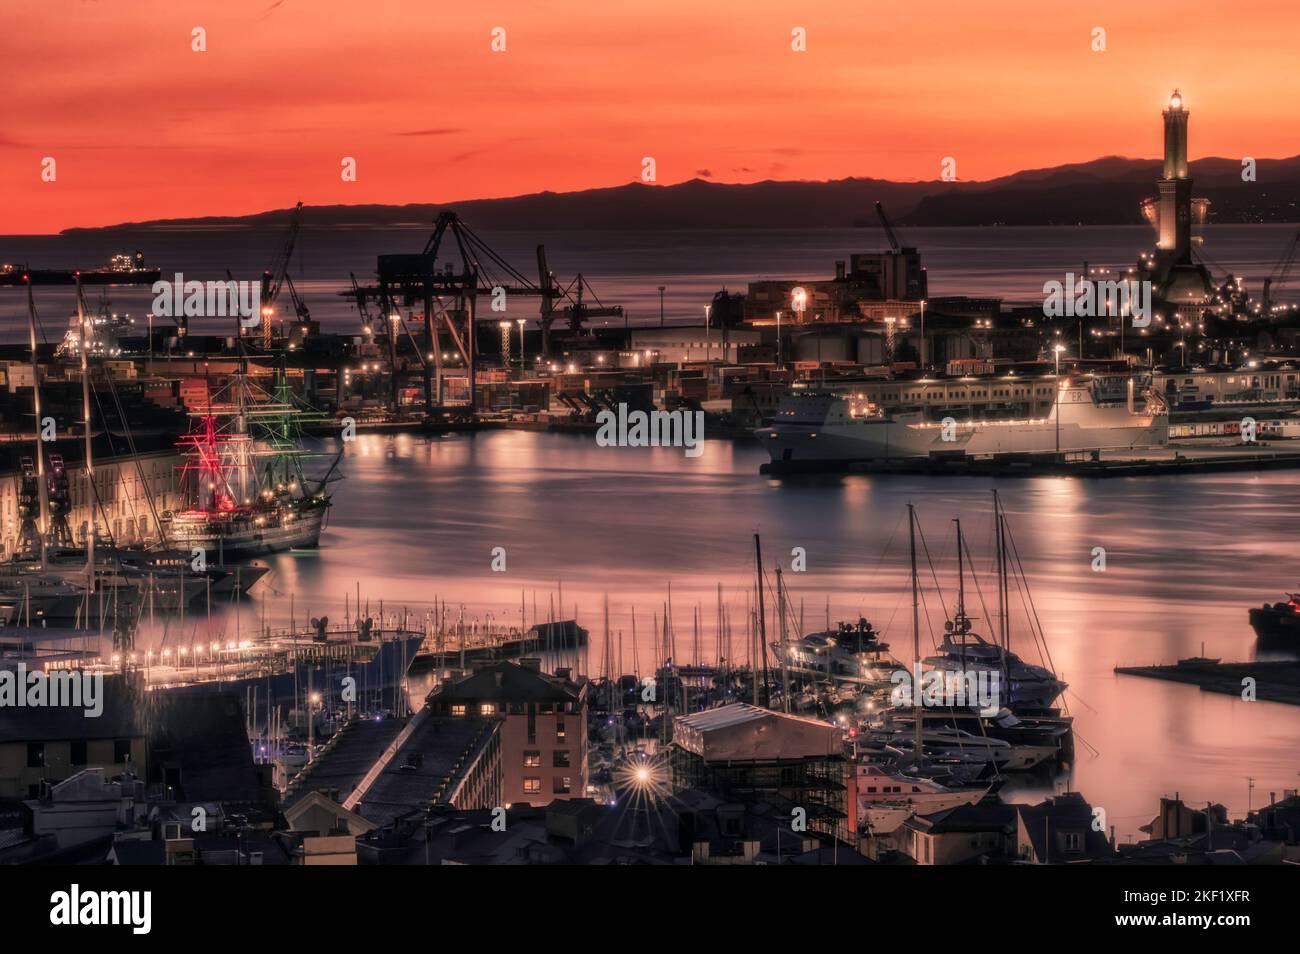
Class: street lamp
791,288,807,376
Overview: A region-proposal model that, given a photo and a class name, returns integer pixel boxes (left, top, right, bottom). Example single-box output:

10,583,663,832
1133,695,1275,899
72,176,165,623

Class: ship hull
758,415,1167,465
167,504,326,560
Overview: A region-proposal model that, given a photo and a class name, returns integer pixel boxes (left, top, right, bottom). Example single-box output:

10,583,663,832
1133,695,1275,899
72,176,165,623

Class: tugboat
1249,592,1300,650
161,371,341,561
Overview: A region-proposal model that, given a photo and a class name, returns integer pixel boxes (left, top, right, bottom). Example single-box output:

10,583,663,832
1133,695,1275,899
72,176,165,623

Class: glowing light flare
612,752,671,809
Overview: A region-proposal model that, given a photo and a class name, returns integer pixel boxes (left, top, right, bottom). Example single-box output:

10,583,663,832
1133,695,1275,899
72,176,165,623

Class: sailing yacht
922,500,1067,712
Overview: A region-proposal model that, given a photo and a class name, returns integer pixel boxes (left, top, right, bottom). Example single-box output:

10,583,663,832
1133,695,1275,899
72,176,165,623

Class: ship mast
908,503,922,761
993,490,1010,689
26,277,49,569
753,532,766,707
954,517,965,627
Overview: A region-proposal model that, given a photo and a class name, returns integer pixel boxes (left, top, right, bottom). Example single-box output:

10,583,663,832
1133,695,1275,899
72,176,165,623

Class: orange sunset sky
3,0,1299,234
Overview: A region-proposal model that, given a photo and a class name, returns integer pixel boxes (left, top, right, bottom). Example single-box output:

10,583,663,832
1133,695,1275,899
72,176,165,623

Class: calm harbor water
136,429,1300,842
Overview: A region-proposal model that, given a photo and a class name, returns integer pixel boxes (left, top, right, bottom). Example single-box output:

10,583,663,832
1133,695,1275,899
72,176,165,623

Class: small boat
856,759,993,832
867,721,1058,773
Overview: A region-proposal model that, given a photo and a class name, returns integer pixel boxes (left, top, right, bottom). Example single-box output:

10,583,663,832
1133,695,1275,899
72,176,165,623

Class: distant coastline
61,154,1300,235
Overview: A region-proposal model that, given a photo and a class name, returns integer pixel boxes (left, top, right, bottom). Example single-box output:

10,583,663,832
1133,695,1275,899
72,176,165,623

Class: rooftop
427,660,582,706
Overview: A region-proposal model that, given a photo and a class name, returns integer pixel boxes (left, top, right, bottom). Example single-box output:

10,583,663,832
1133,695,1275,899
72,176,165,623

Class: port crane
534,248,623,353
1261,228,1300,314
349,272,373,330
258,201,311,347
349,211,621,412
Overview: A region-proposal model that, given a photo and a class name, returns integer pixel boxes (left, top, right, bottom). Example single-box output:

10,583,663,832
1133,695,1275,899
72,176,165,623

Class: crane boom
875,201,902,254
260,201,305,345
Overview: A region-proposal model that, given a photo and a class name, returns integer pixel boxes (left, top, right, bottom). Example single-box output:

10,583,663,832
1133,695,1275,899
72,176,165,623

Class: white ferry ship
757,377,1168,466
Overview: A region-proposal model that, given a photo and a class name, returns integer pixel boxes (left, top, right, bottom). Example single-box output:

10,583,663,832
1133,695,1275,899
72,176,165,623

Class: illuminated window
553,777,571,795
450,704,466,717
523,778,541,795
523,751,540,767
555,720,566,742
479,703,496,716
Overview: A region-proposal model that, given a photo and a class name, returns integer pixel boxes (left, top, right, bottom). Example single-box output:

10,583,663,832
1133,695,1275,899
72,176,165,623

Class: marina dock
1115,657,1300,705
762,440,1300,477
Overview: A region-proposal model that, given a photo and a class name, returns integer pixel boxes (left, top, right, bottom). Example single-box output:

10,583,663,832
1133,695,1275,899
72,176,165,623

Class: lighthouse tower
1156,90,1193,263
1144,89,1213,308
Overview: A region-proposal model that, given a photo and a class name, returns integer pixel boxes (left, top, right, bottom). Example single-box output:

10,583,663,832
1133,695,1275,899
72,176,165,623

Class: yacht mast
954,517,965,625
993,490,1010,688
908,503,922,760
775,565,790,713
753,532,767,708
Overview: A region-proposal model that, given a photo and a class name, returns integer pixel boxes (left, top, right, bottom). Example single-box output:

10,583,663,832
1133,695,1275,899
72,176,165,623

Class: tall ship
757,376,1168,468
161,371,341,561
3,283,269,628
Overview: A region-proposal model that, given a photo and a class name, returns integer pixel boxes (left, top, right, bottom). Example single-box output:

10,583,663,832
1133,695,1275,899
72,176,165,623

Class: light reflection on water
136,429,1300,841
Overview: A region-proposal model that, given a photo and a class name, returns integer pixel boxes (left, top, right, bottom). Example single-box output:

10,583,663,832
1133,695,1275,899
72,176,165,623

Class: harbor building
745,250,928,325
282,707,502,823
425,660,588,807
344,711,502,825
899,801,1019,865
0,442,184,558
0,677,146,800
1016,792,1114,864
669,703,857,846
